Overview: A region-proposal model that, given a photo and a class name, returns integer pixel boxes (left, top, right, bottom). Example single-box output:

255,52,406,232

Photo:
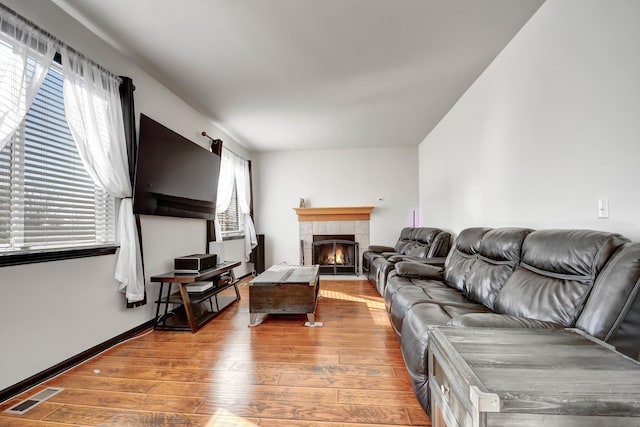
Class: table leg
163,283,172,318
305,313,323,327
154,282,164,328
177,283,197,333
233,281,241,300
249,313,260,327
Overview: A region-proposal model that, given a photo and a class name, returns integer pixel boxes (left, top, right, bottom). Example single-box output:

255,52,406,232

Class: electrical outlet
598,197,609,219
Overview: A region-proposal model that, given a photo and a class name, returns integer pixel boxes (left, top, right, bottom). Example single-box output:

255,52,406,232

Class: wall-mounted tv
133,114,220,220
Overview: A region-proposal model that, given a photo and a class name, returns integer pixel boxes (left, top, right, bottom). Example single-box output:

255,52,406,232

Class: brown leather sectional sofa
373,227,640,413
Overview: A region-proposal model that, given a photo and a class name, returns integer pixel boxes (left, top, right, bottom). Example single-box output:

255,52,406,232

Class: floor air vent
4,387,64,415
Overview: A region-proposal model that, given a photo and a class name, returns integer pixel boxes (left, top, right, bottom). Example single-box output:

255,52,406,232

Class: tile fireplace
294,206,373,276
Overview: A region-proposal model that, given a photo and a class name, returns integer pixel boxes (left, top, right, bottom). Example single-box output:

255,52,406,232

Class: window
216,179,244,238
0,62,115,254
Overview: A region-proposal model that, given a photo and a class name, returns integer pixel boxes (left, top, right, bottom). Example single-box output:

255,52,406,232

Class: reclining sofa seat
362,227,451,296
384,227,493,335
387,228,640,413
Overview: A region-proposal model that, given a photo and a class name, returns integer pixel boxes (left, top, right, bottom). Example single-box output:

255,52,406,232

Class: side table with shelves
151,261,241,333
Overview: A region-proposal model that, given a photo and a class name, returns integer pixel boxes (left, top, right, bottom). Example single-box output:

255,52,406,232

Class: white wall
254,147,419,268
0,0,249,391
419,0,640,240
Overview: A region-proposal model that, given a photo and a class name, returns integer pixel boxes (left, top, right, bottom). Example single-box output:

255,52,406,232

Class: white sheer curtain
215,148,257,259
62,48,144,303
214,148,236,241
0,11,56,151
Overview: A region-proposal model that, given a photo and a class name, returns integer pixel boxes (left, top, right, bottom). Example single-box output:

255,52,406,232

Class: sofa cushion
366,227,451,295
399,301,491,411
464,228,532,310
394,227,415,253
495,229,629,326
443,227,492,292
407,245,429,258
576,242,640,358
387,277,475,336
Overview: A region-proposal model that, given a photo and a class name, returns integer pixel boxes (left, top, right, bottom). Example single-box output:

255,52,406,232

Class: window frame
0,56,118,267
0,244,118,267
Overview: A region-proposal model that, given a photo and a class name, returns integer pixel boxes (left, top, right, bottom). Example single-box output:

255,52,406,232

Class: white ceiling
53,0,544,152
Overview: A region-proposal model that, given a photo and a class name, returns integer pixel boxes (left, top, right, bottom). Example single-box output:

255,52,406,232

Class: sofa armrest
395,261,444,280
447,313,564,329
387,255,446,264
410,256,446,266
368,245,395,253
419,257,447,266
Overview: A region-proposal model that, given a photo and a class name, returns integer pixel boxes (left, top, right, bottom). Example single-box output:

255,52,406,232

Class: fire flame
316,244,352,266
327,249,345,265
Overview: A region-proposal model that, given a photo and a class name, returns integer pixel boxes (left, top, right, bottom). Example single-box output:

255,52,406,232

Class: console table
151,261,241,333
428,327,640,427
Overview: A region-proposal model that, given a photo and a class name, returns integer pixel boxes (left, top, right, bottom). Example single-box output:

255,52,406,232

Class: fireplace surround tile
355,220,369,235
313,221,328,234
326,221,342,234
299,221,313,235
295,207,373,275
356,234,370,250
340,221,355,234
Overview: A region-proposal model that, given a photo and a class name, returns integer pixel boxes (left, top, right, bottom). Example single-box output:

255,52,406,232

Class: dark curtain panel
207,139,222,246
211,138,223,156
119,76,147,308
249,160,254,219
206,220,216,245
119,77,137,184
207,140,223,244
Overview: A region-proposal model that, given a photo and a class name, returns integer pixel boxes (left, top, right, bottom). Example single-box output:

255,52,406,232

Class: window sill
221,234,246,241
0,245,119,268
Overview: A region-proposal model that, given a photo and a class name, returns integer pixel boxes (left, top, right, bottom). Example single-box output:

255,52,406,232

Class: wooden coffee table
249,263,321,327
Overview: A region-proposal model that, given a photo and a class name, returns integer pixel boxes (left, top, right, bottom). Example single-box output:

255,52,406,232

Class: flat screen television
133,114,220,220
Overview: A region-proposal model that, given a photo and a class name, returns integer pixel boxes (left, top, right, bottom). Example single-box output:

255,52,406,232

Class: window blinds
218,182,240,234
0,65,115,252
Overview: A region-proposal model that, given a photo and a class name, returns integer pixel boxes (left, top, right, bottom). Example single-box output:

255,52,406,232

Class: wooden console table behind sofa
429,327,640,427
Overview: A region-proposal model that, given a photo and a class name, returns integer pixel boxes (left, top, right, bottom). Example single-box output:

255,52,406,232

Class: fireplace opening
312,234,358,275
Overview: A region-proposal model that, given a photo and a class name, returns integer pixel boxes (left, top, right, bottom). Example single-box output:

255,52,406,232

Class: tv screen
133,114,221,220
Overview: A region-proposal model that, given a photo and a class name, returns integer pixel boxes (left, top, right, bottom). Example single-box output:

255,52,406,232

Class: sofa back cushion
394,227,451,258
443,227,492,292
576,242,640,359
394,227,415,253
465,228,532,310
495,230,629,326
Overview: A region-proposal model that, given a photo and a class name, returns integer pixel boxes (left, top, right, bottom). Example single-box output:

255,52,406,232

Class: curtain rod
0,2,121,83
201,131,246,160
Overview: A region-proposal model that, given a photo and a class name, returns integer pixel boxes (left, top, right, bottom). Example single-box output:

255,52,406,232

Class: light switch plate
598,197,609,219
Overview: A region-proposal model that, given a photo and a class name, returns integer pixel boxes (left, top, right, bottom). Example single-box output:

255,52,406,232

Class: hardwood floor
0,279,431,426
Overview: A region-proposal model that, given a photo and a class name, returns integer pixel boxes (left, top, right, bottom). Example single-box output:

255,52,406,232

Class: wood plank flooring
0,278,431,426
